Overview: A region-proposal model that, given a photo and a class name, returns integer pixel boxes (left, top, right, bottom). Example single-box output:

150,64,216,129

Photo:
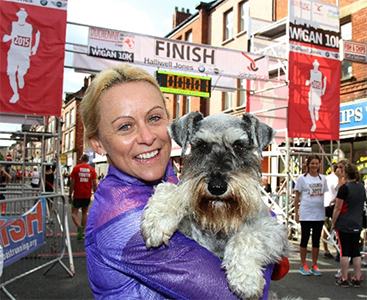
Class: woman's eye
119,123,132,131
149,115,162,123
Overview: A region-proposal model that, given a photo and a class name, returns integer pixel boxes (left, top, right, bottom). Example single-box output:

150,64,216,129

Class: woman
81,64,275,299
332,163,366,287
294,154,327,276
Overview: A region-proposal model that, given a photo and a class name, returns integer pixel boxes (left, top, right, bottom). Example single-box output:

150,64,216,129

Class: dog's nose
208,177,227,196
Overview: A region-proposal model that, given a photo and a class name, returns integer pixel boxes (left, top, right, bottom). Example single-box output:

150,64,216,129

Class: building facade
165,0,367,181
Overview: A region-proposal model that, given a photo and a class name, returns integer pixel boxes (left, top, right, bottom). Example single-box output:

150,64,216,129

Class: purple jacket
85,163,274,299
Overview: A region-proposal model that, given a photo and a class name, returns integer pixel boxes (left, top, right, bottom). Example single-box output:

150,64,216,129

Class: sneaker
351,278,361,287
335,278,350,287
299,265,311,276
335,270,351,280
310,265,322,276
323,251,334,259
77,226,84,240
351,273,364,287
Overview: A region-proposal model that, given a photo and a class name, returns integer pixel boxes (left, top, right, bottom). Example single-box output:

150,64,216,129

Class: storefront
320,99,367,181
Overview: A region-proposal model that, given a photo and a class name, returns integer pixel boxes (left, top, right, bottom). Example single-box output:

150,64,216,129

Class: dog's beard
178,172,262,235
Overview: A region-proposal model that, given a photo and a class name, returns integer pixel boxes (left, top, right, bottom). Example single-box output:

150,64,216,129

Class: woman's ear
89,136,106,156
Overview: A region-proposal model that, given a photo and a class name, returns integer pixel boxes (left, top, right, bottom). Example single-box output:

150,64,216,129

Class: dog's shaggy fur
141,112,291,299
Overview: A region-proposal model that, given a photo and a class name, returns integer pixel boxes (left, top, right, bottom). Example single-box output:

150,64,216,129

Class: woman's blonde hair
81,64,167,148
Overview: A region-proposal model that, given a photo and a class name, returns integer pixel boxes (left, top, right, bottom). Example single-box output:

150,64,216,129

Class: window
239,79,247,107
64,133,69,151
239,1,248,33
69,130,74,150
185,96,191,114
176,95,181,118
65,112,69,128
70,108,75,125
224,9,234,41
186,30,192,43
341,21,352,79
224,92,232,110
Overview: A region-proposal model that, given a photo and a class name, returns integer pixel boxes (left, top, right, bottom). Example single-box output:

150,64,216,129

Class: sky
0,0,202,147
64,0,201,94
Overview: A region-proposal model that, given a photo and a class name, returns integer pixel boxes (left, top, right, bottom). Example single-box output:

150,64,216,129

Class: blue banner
0,198,46,267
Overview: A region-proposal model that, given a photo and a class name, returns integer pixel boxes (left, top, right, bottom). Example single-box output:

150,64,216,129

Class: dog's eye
197,141,210,153
233,141,244,153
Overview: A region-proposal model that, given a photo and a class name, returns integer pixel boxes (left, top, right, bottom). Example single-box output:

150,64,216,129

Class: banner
287,0,340,140
0,198,46,268
0,0,67,116
87,27,269,81
247,76,288,143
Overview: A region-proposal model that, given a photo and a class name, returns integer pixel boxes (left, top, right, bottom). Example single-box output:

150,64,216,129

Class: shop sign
340,101,367,130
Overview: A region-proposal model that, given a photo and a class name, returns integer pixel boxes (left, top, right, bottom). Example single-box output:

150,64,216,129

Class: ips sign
340,101,367,130
156,71,211,98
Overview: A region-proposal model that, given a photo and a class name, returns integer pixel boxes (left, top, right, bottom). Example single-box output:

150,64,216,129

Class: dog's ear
169,111,204,157
242,113,276,159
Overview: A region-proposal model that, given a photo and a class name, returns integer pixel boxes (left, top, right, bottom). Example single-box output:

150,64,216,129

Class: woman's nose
137,124,155,144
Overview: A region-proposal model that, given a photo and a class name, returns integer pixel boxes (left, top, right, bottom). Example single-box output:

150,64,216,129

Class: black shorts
72,198,91,209
325,206,334,218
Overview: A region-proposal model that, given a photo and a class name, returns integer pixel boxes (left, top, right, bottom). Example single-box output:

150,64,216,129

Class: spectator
69,154,98,240
262,176,272,194
322,163,338,259
294,154,327,276
80,64,276,299
30,167,40,188
332,163,366,287
0,164,12,213
44,165,55,217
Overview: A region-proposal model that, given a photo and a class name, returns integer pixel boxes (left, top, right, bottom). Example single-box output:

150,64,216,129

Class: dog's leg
223,228,267,300
141,182,186,248
223,211,291,300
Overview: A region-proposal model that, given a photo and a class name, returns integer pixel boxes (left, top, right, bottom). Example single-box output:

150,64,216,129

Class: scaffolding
0,113,74,299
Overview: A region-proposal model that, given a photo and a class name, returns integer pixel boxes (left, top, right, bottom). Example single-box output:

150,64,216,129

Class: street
2,204,367,300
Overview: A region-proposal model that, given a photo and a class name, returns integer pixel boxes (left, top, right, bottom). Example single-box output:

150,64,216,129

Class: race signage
87,27,269,80
0,0,67,116
0,199,46,268
156,70,211,97
288,0,340,141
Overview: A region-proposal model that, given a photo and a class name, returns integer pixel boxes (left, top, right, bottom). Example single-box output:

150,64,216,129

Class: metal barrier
0,184,74,300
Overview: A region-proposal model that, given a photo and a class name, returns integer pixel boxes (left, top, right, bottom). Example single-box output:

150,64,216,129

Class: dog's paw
226,265,265,300
141,218,173,248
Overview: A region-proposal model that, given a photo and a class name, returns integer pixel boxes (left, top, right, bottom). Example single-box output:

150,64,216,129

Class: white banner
87,27,269,80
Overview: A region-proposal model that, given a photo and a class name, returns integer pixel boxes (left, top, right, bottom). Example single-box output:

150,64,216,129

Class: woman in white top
294,154,327,276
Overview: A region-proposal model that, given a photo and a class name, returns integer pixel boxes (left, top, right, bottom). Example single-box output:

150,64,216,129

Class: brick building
165,0,367,180
62,77,90,173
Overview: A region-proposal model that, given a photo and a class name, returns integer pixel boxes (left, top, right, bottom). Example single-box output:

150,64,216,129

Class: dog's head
169,112,275,233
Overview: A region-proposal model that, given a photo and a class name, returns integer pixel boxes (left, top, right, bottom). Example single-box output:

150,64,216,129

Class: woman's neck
309,171,318,177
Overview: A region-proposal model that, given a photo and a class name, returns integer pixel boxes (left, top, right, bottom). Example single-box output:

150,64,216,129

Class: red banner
288,52,340,140
287,0,340,140
0,0,67,116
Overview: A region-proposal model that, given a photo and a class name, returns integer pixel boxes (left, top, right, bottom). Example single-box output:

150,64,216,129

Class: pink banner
248,77,288,143
0,0,67,116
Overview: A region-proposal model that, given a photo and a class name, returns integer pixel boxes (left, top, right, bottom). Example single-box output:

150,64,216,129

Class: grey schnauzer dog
141,112,291,300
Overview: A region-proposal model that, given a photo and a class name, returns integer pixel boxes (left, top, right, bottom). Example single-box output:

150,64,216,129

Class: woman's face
337,163,345,176
91,81,171,182
308,159,320,173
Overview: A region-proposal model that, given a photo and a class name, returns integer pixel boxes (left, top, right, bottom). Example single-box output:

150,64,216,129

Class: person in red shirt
69,154,98,240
